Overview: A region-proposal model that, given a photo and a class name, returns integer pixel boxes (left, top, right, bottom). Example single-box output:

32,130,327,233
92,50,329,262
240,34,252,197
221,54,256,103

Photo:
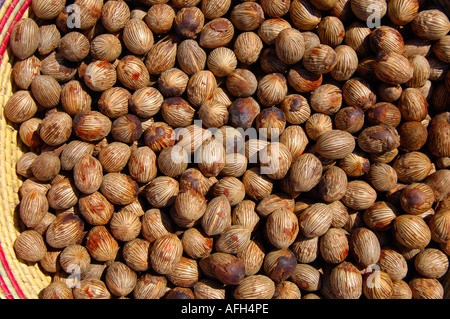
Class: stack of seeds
5,0,450,299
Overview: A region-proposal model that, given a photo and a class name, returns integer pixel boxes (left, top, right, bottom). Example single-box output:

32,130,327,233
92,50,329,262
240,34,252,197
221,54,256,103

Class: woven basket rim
0,0,449,300
0,0,52,300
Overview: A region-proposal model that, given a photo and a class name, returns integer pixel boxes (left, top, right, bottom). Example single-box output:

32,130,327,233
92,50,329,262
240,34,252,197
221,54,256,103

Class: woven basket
0,0,53,299
0,0,449,300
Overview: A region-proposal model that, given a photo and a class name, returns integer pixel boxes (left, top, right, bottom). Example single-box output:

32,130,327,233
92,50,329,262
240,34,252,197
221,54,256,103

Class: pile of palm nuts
6,0,450,299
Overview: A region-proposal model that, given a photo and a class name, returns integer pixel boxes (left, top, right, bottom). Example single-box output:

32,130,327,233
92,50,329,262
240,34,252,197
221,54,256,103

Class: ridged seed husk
258,142,292,180
60,80,92,116
363,201,398,231
298,203,333,238
392,151,433,184
166,257,199,288
12,55,41,90
150,233,183,275
317,16,345,47
173,189,207,228
392,214,431,250
208,252,246,285
373,51,414,85
232,200,260,232
363,270,394,299
73,154,103,195
427,112,450,158
342,77,377,110
42,281,74,299
145,36,178,76
145,176,179,208
83,60,117,92
182,227,213,259
275,28,305,65
342,180,377,210
4,90,38,124
237,240,265,276
73,279,111,299
19,189,48,228
379,248,408,281
331,45,358,81
14,230,47,263
317,166,348,202
256,193,295,218
128,146,157,184
78,191,114,226
411,9,450,41
105,262,137,297
73,111,112,142
320,227,349,264
97,87,130,119
409,277,444,299
109,210,142,242
10,18,41,60
215,225,251,254
263,248,297,283
414,248,449,279
90,34,122,62
233,275,275,299
289,153,323,193
193,279,226,299
349,227,381,267
302,44,337,74
98,142,131,173
141,209,173,244
133,274,167,300
265,208,299,249
46,212,84,249
330,261,363,299
201,195,232,236
290,263,321,292
387,0,419,26
59,244,91,275
100,173,139,205
116,55,150,91
242,167,274,201
289,0,321,31
316,130,355,160
357,124,400,154
122,18,154,56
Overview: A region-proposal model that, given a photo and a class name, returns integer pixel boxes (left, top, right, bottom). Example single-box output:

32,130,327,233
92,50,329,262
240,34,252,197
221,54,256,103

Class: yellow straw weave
0,0,448,300
0,0,52,299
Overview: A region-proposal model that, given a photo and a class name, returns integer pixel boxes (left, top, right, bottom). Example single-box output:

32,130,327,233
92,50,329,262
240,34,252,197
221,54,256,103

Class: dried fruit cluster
6,0,450,300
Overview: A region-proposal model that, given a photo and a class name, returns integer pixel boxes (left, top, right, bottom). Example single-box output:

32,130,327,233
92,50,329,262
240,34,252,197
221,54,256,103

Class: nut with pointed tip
73,154,103,195
78,191,114,226
100,173,139,206
213,176,246,207
116,55,150,90
145,176,179,208
230,2,265,31
46,212,84,249
4,90,38,124
201,195,232,237
158,68,189,97
150,233,183,275
73,279,111,299
105,262,137,297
